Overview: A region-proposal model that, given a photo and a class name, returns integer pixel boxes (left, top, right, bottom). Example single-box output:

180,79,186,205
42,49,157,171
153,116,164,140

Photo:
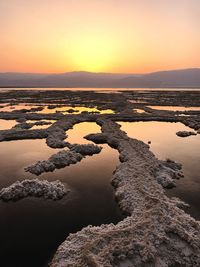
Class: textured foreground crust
25,144,102,175
51,119,200,267
0,179,67,201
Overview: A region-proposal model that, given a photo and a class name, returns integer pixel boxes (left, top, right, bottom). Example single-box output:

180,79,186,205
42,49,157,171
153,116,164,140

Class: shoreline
0,89,200,266
51,119,200,266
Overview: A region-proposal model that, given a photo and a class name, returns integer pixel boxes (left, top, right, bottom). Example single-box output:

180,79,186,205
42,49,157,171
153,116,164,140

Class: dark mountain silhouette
0,68,199,88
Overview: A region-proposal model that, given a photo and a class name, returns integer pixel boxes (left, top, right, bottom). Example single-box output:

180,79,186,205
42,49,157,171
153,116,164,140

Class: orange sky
0,0,199,73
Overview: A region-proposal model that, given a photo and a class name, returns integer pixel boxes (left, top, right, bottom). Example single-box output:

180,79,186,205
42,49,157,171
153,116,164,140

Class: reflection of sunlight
119,121,200,219
148,106,200,111
0,104,42,112
38,106,114,114
62,106,114,114
66,122,101,144
0,119,16,130
0,139,60,186
119,121,197,160
63,106,98,114
26,120,56,129
1,103,114,114
133,108,145,113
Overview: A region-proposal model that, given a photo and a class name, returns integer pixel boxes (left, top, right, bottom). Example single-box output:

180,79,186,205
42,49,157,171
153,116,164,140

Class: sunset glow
0,0,199,73
68,34,116,72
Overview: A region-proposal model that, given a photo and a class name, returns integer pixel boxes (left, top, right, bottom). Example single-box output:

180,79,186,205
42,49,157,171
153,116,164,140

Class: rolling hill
0,68,199,88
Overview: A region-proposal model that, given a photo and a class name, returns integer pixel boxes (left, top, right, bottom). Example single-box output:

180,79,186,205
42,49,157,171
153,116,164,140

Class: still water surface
1,87,200,91
119,121,200,220
0,123,123,267
148,106,200,111
1,117,200,266
0,103,114,114
0,119,16,130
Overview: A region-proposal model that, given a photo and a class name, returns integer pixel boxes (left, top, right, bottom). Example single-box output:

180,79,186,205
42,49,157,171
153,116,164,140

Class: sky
0,0,199,73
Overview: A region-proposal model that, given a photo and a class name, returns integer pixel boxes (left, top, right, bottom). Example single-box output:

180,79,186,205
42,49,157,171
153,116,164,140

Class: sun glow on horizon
0,0,199,73
67,35,116,72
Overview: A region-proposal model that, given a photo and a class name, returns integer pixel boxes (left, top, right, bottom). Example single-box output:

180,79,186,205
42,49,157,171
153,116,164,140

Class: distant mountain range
0,68,200,88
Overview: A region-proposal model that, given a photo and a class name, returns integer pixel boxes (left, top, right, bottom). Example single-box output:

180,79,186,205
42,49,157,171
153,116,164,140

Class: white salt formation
25,144,102,175
25,151,83,175
71,144,102,155
0,90,200,266
51,119,200,267
176,130,197,137
0,179,67,201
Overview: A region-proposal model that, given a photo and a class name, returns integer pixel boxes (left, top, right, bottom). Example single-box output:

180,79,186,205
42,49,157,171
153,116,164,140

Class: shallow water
0,123,123,267
1,114,200,266
66,122,101,144
0,103,114,115
1,87,200,91
0,103,41,112
37,105,114,114
26,120,56,129
0,119,17,130
119,121,200,220
129,99,147,104
133,108,146,113
149,105,200,111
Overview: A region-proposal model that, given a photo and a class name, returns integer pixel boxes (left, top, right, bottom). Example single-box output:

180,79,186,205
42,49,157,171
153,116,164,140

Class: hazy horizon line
0,67,200,75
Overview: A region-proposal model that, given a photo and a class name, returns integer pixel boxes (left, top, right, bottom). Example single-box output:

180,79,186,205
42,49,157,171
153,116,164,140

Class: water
26,120,57,129
119,121,200,220
66,122,101,144
1,87,200,92
133,108,146,113
0,103,114,114
148,106,200,111
1,98,200,265
37,105,114,114
0,123,123,267
0,119,17,130
0,103,41,112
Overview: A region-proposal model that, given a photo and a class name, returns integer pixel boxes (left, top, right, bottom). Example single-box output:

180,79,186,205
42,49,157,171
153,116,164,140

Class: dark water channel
0,122,123,267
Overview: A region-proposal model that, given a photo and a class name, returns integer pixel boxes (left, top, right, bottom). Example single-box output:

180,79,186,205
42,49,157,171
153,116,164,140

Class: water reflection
26,120,56,129
0,139,60,187
66,122,101,144
0,104,41,112
0,123,123,267
129,100,147,104
148,106,200,111
133,108,146,113
37,105,114,114
0,119,17,130
2,88,200,91
0,103,114,114
119,121,200,220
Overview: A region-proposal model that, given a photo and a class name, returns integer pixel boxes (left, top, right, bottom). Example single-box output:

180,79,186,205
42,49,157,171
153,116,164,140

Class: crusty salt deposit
0,90,200,266
51,119,200,267
71,144,102,155
0,179,67,201
176,130,197,137
25,144,102,175
25,150,83,175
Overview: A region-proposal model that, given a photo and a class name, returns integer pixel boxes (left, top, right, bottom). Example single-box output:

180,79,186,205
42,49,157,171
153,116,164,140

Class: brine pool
119,121,200,219
148,106,200,111
0,120,200,267
0,119,17,130
0,103,114,114
0,122,123,267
